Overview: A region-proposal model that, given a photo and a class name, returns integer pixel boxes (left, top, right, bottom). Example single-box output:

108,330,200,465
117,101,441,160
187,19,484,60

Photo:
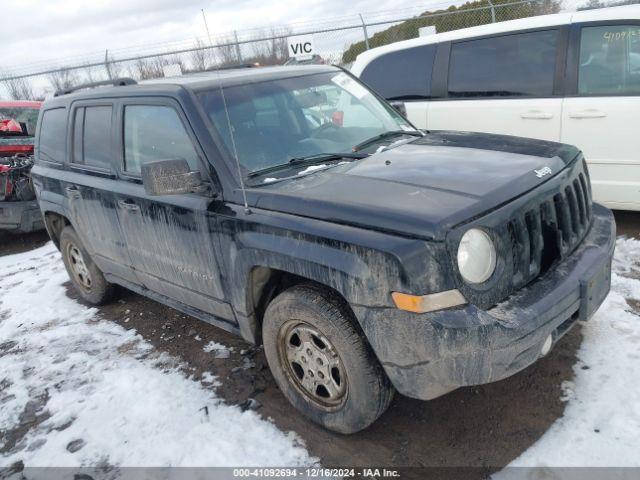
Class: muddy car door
61,103,136,282
113,99,233,323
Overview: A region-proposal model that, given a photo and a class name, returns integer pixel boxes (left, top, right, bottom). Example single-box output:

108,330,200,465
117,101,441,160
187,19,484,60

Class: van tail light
331,110,344,127
390,101,407,118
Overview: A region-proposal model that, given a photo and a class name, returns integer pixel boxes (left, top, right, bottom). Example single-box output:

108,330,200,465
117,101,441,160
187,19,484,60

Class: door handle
65,186,81,198
117,199,140,211
568,110,607,119
520,111,554,120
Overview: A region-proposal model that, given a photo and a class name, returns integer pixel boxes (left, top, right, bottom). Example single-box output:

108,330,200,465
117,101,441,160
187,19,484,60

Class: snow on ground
0,243,315,467
503,237,640,467
202,341,231,359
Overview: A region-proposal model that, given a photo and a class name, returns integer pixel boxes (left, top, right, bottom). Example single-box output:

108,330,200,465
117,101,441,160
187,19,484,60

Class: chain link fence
0,0,562,100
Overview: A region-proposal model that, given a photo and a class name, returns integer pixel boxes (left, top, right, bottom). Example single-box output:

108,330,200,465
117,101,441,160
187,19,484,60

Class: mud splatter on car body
31,66,615,409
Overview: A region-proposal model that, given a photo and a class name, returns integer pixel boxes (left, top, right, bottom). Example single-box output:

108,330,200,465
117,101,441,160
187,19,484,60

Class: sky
1,0,586,75
1,0,433,72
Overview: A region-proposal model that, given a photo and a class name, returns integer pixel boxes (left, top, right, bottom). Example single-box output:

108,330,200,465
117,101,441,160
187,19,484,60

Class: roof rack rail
54,77,137,97
204,62,261,72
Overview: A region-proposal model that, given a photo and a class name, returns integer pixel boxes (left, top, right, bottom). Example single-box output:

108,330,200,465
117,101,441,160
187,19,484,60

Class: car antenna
214,62,251,214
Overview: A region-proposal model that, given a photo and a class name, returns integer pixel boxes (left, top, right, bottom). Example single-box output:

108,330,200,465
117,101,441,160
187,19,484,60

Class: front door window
123,105,200,174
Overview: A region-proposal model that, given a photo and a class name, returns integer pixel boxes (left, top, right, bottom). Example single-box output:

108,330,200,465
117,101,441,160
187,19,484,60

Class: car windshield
197,71,417,176
0,107,39,136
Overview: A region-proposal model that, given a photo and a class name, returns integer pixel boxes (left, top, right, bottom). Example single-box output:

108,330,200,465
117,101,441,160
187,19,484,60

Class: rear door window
448,30,559,98
38,108,67,163
72,106,113,170
123,105,199,175
360,45,436,100
578,25,640,95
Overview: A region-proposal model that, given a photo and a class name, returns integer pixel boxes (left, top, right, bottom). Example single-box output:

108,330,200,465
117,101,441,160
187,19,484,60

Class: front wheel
60,226,113,305
262,284,394,434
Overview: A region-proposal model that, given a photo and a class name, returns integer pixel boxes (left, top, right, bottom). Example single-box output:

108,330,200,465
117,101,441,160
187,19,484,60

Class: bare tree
0,72,37,100
216,35,241,66
81,62,102,85
104,50,122,80
165,54,185,74
133,58,161,80
531,0,562,15
270,27,291,63
250,30,270,61
189,38,212,72
132,55,184,80
248,27,291,65
48,68,78,93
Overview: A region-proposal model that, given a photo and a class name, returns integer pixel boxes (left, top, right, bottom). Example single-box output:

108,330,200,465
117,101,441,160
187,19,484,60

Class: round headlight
457,228,496,284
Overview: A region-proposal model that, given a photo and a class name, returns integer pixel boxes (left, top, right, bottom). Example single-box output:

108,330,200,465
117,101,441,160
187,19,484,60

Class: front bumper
353,203,615,400
0,200,44,232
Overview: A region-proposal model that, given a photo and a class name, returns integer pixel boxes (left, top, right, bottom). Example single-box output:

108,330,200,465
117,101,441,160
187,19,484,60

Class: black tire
263,284,394,434
59,226,113,305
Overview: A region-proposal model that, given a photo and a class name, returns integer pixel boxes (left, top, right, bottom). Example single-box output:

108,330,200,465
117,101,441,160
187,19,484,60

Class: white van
351,5,640,211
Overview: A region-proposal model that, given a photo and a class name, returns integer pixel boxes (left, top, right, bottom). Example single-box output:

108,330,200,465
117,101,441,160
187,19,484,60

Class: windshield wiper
247,152,366,178
288,152,366,165
352,130,423,152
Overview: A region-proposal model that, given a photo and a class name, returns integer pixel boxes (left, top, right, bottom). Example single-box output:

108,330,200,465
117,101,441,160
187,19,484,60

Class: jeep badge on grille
535,166,552,178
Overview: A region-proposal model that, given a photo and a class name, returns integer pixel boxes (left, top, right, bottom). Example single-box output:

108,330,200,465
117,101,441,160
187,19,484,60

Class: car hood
251,132,580,241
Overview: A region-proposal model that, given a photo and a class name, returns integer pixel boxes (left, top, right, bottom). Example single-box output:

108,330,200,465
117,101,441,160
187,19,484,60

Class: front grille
507,161,592,290
448,157,594,309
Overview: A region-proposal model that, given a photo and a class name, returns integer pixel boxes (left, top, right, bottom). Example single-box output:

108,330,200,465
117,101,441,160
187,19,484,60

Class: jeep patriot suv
32,66,615,433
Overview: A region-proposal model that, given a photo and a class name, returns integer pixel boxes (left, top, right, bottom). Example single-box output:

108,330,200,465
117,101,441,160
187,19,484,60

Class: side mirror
389,101,407,117
141,159,204,196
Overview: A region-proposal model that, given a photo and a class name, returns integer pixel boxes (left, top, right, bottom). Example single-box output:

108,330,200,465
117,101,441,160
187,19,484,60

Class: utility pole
487,0,496,23
234,30,243,62
104,49,112,79
359,14,370,50
201,9,213,46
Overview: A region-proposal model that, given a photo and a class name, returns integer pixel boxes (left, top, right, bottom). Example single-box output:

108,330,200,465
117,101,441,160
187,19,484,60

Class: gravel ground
1,211,638,474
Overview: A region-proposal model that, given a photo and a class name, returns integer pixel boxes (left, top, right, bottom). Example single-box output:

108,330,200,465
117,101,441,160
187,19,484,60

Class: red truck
0,101,44,232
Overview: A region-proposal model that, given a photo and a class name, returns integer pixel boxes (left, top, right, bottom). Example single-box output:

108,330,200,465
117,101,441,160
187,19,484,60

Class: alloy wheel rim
278,321,347,410
67,243,92,291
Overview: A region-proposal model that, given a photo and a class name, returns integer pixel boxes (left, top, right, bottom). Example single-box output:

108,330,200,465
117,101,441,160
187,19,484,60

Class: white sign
163,63,183,77
419,26,436,37
287,35,314,60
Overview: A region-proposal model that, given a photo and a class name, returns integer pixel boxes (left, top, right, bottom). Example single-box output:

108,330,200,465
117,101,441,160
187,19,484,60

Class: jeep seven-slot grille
507,163,592,290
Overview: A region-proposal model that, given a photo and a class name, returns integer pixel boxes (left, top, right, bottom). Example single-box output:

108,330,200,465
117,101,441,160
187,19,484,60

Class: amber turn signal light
391,290,467,314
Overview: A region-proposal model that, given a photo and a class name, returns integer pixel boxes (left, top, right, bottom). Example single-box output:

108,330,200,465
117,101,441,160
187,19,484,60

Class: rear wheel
263,284,394,434
60,226,113,305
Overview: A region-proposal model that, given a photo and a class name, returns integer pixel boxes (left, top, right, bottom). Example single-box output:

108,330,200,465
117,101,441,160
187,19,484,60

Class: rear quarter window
360,44,436,100
38,108,67,163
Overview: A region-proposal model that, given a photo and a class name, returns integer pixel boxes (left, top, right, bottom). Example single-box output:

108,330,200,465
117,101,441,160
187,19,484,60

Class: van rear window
360,45,436,100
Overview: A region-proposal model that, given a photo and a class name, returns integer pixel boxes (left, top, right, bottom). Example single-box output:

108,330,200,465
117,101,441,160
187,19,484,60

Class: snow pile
0,243,314,467
297,164,327,175
506,237,640,467
203,341,231,359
